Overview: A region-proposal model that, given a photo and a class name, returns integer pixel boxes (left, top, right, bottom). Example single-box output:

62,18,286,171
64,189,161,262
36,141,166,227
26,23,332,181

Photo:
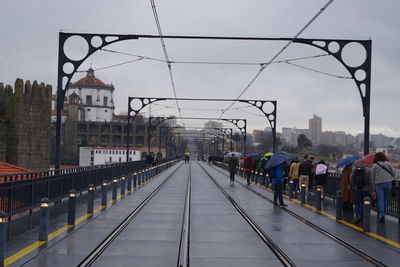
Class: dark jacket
298,160,313,176
228,157,239,173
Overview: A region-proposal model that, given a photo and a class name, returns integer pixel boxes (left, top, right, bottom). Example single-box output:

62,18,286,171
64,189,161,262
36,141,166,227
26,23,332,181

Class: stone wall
0,79,52,170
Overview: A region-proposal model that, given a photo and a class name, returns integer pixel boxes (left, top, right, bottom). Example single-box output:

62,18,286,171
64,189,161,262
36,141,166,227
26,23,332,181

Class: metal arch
238,100,276,152
128,97,167,119
293,39,371,155
222,119,247,154
56,32,141,169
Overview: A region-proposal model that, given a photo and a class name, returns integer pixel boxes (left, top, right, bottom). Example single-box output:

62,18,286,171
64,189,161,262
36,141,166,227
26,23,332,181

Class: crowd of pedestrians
219,150,397,225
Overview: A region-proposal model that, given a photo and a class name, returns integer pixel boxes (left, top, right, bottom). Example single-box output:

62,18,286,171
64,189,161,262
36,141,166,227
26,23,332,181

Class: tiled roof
0,162,31,175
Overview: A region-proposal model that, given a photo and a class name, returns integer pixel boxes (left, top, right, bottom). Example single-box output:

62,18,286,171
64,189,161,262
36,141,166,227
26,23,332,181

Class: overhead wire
150,0,185,125
284,61,352,79
219,0,336,118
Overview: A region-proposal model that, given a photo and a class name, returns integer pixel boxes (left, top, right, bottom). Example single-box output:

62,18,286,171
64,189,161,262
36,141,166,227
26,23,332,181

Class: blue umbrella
336,155,362,168
264,152,293,169
245,153,260,158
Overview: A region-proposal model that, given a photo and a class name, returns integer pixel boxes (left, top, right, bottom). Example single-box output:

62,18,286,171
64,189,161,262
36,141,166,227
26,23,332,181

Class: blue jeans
375,182,392,217
273,181,284,205
354,190,368,217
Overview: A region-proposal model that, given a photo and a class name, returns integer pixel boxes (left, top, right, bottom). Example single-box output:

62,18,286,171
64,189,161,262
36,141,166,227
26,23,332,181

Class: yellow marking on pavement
4,241,46,266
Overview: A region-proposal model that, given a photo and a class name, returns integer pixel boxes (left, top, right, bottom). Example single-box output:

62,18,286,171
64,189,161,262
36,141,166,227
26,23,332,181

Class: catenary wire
219,0,336,118
285,61,352,79
150,0,184,126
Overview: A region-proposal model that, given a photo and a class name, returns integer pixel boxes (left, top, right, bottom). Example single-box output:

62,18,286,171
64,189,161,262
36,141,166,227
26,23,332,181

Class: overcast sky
1,0,399,137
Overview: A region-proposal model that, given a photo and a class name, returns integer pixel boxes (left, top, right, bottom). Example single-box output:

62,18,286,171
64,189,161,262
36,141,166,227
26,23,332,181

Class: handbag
376,162,397,197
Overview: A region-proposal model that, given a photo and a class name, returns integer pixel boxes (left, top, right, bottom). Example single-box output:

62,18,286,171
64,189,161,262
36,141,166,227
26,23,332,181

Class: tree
298,134,312,149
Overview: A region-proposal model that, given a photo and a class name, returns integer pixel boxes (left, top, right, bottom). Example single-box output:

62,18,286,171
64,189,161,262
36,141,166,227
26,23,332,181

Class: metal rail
177,162,191,267
78,162,184,266
197,162,295,267
210,164,388,267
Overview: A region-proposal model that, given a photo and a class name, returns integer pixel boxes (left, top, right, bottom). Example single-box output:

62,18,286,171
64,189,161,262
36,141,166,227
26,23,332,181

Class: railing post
38,198,50,241
396,180,400,226
87,184,95,215
68,190,76,226
0,211,6,267
112,178,118,201
133,172,138,189
289,180,294,199
101,180,108,206
127,174,132,192
315,185,322,212
363,196,371,232
121,177,126,196
301,183,306,205
336,191,343,220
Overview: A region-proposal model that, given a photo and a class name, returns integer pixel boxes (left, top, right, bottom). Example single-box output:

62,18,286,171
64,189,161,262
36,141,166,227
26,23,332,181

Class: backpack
353,167,367,190
244,159,252,168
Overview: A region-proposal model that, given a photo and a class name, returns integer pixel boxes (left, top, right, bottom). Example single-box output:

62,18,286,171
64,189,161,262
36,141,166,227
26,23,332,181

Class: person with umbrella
228,154,239,185
258,153,273,186
243,156,255,185
265,152,292,207
337,155,361,213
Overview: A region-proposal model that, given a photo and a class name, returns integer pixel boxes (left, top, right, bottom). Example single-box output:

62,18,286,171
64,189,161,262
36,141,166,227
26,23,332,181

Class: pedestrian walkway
3,161,400,267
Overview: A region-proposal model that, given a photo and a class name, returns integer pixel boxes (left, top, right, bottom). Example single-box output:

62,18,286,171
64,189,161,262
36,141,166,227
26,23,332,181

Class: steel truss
56,32,371,169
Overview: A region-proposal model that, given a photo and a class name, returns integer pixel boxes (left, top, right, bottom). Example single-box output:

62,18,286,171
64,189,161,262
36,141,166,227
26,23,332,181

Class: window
103,96,108,107
109,157,112,162
86,95,92,105
119,157,121,163
105,109,108,112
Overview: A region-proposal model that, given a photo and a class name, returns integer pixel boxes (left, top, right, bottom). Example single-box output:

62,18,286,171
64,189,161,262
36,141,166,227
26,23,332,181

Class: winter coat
228,157,239,173
299,160,313,176
372,161,395,185
242,157,254,172
350,165,373,192
289,162,300,179
340,165,355,203
272,164,284,184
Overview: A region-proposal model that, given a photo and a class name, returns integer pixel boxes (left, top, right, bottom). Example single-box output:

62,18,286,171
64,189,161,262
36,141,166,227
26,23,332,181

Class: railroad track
77,161,191,266
208,162,387,267
197,161,296,267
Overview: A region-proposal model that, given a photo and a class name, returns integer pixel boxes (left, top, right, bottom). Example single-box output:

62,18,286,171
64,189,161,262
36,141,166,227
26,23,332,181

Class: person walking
315,160,328,198
228,156,239,184
289,158,300,192
350,159,373,224
372,152,395,222
273,163,287,207
145,153,154,168
243,157,254,185
298,155,313,195
340,163,355,213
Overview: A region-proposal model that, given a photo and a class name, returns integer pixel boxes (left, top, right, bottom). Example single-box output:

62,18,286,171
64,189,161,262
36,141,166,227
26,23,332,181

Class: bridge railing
0,158,175,217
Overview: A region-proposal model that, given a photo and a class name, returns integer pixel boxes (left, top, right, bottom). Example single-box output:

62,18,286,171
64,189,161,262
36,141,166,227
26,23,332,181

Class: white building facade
67,68,115,122
79,147,141,166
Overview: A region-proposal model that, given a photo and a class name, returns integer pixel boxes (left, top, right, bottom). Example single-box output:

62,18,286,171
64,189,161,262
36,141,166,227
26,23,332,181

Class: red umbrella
362,153,375,168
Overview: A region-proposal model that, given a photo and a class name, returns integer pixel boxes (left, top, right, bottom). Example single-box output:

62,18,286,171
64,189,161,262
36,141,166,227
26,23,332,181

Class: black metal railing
0,158,176,217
